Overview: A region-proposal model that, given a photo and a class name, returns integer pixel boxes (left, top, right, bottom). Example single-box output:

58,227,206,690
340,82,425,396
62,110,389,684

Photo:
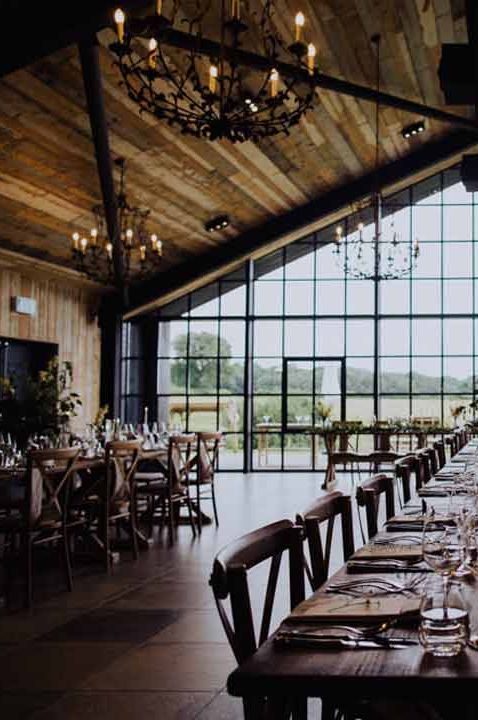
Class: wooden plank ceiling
0,0,471,280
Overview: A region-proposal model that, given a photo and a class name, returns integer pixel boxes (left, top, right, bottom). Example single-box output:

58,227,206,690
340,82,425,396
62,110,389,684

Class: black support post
99,295,122,419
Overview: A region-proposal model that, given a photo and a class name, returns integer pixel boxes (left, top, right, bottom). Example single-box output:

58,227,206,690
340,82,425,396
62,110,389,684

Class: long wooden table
227,442,478,717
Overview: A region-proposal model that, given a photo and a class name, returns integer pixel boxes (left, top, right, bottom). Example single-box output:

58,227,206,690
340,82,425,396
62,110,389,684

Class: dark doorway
0,337,58,402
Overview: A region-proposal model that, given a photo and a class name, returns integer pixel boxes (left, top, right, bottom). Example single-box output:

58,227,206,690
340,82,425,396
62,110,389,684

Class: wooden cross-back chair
434,440,446,469
356,473,395,542
446,433,459,458
422,446,438,477
296,491,354,591
210,520,305,719
104,440,141,564
415,448,432,485
2,447,81,607
136,435,196,543
189,431,222,533
394,455,416,505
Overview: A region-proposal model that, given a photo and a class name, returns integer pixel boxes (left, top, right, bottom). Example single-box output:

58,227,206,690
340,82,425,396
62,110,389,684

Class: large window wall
121,166,478,471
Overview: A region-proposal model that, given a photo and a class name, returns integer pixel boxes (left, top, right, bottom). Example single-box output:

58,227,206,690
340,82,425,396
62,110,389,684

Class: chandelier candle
209,65,218,94
231,0,240,19
72,232,80,251
295,12,305,42
156,0,162,15
148,38,157,69
307,43,316,74
269,69,279,98
114,8,125,42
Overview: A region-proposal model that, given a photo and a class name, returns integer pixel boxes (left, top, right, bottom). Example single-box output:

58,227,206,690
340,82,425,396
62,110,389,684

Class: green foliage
0,358,82,441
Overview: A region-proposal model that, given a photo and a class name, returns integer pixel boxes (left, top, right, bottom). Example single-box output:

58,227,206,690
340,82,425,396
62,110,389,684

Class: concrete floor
0,471,351,719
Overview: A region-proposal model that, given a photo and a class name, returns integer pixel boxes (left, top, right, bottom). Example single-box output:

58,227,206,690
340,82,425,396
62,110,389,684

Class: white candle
295,12,304,42
114,8,125,42
307,43,316,74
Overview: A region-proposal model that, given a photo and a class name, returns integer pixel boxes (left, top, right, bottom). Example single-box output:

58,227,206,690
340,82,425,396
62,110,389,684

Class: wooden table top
228,442,478,704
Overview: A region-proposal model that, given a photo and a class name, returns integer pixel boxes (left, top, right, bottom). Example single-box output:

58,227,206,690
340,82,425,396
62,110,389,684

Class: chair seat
135,472,165,481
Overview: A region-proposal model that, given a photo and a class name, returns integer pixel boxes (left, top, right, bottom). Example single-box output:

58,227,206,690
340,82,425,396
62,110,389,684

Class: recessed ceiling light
401,120,425,139
205,214,230,233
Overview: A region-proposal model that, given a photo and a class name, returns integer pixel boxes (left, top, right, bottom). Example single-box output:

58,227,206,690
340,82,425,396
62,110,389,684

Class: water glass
419,577,468,657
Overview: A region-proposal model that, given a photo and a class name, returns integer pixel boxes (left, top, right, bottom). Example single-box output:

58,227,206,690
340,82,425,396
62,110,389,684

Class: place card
353,545,422,561
289,594,421,623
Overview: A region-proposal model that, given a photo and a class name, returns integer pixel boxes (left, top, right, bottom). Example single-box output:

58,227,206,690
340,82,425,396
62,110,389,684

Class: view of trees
168,333,473,425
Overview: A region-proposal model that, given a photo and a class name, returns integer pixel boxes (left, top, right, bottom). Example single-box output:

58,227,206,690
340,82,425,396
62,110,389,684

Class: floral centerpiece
316,400,333,427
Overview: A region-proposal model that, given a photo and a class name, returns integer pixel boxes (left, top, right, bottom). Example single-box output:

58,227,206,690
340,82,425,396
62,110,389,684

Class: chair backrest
105,440,141,501
395,455,415,504
368,450,401,465
415,448,432,484
422,446,438,476
27,447,81,527
168,434,195,492
210,520,304,665
296,491,354,590
356,473,395,540
197,432,221,484
446,433,458,457
434,440,446,469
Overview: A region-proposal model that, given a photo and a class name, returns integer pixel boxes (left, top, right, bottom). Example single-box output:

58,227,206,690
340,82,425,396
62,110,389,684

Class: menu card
289,594,421,622
352,544,422,561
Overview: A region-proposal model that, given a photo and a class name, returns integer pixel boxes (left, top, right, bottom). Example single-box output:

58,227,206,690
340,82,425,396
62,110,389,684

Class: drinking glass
422,516,462,602
419,576,468,657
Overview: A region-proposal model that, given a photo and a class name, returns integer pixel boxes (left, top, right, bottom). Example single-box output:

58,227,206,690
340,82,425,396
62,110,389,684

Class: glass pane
412,357,441,393
443,318,472,355
287,361,313,394
380,397,410,422
346,396,374,423
189,359,217,394
122,395,141,423
413,175,441,205
443,206,472,241
314,362,342,409
347,320,374,355
121,359,143,395
165,396,187,431
254,281,283,315
190,284,219,316
443,280,473,314
443,173,470,204
317,280,345,315
284,320,313,356
158,357,186,394
122,322,142,356
253,396,282,427
413,243,441,278
253,320,283,356
188,321,219,354
220,358,245,393
219,320,245,356
252,432,282,470
316,319,344,356
169,320,190,358
218,396,243,433
380,357,410,393
316,243,344,279
380,280,410,315
412,319,441,355
285,281,314,315
380,319,409,355
413,205,441,240
347,358,373,393
285,248,314,278
253,358,282,393
443,243,473,278
283,434,313,469
412,396,442,423
443,357,473,392
187,396,218,431
287,396,314,424
412,280,441,314
220,283,246,315
218,435,244,470
347,281,374,314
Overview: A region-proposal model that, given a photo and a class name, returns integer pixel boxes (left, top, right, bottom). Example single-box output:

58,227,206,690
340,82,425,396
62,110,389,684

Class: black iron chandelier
71,158,162,283
333,35,420,281
110,0,318,142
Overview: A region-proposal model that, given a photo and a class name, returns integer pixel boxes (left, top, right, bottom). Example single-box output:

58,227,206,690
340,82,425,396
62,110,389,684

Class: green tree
172,332,233,392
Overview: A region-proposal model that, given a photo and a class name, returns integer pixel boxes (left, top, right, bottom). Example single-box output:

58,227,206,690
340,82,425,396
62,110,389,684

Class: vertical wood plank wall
0,268,101,428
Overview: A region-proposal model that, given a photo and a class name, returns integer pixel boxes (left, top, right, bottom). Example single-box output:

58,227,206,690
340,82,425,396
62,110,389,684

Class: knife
275,635,416,650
